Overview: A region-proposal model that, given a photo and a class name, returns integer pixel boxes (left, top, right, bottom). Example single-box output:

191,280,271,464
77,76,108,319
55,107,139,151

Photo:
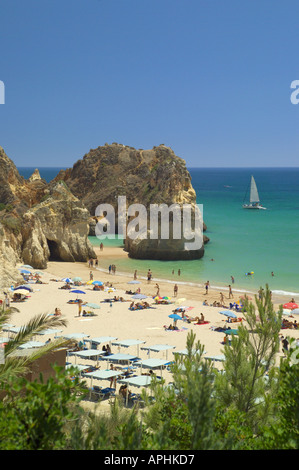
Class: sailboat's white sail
249,176,260,203
243,175,266,209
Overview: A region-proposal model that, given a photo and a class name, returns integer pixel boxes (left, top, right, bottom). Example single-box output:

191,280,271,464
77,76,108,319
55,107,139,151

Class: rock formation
21,182,96,269
53,143,209,260
0,147,96,276
0,223,23,289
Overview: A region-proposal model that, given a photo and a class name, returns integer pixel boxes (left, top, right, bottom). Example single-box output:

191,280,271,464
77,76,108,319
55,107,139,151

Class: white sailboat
242,175,266,210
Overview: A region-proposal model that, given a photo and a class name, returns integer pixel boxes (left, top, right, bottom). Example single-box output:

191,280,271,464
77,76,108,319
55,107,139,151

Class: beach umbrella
132,294,147,299
204,354,225,362
219,310,237,319
72,277,82,282
168,313,182,321
21,265,33,269
70,289,86,294
282,309,292,316
92,281,103,286
63,333,90,340
19,341,46,349
163,296,171,300
62,278,74,284
141,344,176,360
14,286,32,292
19,269,31,274
224,329,239,335
283,302,298,310
85,303,101,309
13,289,29,295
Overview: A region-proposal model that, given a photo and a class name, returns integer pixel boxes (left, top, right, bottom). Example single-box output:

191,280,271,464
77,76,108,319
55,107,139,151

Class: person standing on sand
205,281,209,295
220,292,224,304
174,284,178,297
134,270,137,280
78,300,83,317
228,285,233,299
155,283,160,296
89,271,93,281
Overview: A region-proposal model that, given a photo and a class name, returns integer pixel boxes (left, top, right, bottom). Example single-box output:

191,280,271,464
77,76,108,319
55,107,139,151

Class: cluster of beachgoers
1,245,299,409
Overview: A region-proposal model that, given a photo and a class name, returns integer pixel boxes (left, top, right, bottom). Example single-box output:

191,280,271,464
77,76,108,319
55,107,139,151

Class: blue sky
0,0,299,168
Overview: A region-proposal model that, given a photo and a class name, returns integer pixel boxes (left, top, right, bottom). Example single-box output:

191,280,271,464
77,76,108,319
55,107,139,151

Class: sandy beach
3,245,299,410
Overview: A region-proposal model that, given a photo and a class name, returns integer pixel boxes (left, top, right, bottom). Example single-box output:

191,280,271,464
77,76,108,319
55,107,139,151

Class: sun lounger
99,387,116,400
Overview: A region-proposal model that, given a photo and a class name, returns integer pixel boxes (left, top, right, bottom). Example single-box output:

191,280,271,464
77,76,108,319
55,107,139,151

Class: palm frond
0,309,70,385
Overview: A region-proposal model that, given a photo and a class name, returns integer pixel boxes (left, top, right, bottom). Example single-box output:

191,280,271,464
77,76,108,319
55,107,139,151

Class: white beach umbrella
291,308,299,315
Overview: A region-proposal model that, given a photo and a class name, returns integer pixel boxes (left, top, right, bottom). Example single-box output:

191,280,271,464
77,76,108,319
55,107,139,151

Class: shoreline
90,246,297,307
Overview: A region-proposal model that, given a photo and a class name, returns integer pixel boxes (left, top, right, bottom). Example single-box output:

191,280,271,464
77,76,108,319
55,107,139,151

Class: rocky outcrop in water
53,143,209,260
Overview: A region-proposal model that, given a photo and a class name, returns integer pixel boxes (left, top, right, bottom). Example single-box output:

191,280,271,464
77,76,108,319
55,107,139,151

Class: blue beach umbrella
19,269,31,274
92,281,103,286
14,286,32,292
62,277,73,283
168,313,182,321
219,310,237,319
70,290,86,294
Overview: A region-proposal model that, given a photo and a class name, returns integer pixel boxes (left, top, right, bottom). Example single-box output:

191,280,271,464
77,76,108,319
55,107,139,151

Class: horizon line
16,165,299,169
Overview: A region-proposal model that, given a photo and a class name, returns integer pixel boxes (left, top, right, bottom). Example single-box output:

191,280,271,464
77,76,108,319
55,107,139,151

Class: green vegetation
1,216,22,235
0,203,13,212
0,285,298,450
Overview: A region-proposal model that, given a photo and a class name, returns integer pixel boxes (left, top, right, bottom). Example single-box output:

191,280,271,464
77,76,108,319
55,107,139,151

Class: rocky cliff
0,147,96,280
53,143,209,260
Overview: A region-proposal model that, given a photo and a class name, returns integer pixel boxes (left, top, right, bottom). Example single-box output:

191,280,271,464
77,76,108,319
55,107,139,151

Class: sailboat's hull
242,204,266,210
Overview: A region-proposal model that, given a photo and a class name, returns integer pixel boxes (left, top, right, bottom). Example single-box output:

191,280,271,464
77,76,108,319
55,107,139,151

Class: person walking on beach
78,299,83,317
134,270,137,280
205,281,210,295
155,283,160,296
228,285,233,299
89,271,93,281
220,292,224,304
174,284,178,297
109,265,112,274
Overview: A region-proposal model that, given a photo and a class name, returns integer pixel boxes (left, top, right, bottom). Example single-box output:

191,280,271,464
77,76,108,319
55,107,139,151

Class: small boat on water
242,175,266,210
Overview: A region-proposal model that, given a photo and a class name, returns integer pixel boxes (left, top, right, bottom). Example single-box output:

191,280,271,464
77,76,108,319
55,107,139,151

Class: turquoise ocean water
18,167,299,297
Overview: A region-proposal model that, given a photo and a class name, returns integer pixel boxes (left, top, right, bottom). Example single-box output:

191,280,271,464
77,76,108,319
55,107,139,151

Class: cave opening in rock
47,239,61,261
